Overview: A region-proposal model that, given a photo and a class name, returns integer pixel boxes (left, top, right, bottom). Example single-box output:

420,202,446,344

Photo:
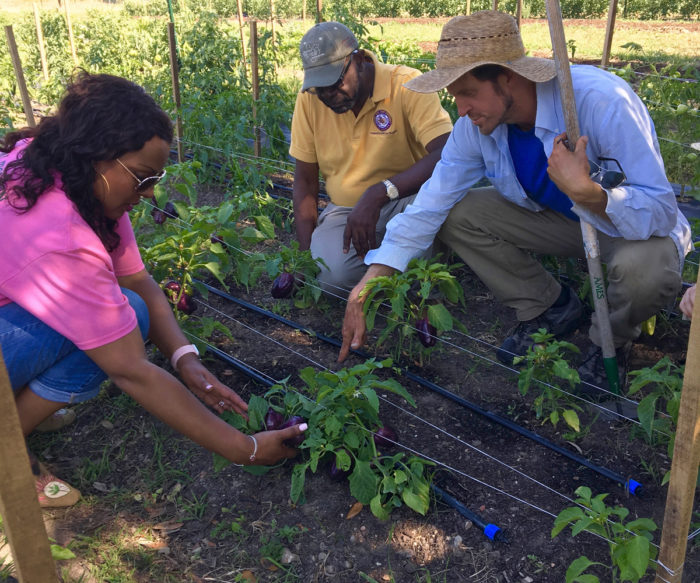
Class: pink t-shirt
0,141,145,350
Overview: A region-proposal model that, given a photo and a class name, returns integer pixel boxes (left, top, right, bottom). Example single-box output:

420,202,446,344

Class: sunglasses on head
589,157,626,190
116,158,166,193
307,50,358,96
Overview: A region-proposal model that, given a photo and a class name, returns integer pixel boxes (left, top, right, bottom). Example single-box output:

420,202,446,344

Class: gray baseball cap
299,22,359,92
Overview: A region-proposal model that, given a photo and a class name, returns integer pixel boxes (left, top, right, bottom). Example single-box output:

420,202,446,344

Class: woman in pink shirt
0,73,305,507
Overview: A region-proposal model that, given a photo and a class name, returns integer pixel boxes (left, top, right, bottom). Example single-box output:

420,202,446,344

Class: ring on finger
204,383,214,392
218,400,225,408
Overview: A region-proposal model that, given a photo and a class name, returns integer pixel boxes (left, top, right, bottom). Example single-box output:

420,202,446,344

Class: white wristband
171,344,199,370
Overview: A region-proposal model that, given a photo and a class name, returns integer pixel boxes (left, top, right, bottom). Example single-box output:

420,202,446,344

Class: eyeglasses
589,157,626,189
116,158,166,193
307,50,358,96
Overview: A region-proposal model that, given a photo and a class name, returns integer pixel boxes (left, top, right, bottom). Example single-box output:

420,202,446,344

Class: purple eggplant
177,293,196,315
279,415,307,447
271,272,295,299
151,206,167,224
329,454,352,481
163,201,179,219
164,281,195,314
264,408,285,431
416,317,437,347
373,425,398,448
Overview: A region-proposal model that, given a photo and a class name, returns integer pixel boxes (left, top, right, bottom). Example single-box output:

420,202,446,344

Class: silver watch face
384,180,399,200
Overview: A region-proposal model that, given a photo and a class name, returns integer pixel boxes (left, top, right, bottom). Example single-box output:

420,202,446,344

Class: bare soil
21,180,700,583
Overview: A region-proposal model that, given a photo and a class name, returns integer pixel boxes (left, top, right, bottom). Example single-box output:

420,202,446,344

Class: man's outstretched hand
338,264,397,362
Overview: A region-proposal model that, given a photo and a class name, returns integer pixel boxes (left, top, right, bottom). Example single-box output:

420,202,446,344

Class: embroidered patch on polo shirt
374,110,392,131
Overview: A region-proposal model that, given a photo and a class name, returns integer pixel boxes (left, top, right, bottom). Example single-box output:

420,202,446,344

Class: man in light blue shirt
339,11,690,392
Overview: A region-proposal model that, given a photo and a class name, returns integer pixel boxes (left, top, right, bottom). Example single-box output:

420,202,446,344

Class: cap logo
374,110,392,131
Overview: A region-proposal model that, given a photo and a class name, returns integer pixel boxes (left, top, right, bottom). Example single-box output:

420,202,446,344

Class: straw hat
299,22,359,92
405,11,556,93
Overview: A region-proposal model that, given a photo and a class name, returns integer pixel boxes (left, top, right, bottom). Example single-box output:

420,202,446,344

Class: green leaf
253,215,276,239
552,507,585,538
360,388,380,416
565,556,599,583
217,201,234,224
290,462,309,504
247,395,268,432
50,544,76,560
562,409,581,432
349,460,379,505
427,303,453,331
615,536,651,581
370,493,391,520
401,480,430,515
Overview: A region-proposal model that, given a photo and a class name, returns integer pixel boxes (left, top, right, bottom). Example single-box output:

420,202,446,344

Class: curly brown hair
1,72,173,251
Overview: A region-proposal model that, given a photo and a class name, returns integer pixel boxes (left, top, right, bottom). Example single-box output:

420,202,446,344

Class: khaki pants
438,188,681,347
311,195,420,294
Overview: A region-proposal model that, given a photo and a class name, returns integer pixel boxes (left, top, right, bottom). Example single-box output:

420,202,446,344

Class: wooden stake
302,0,306,22
168,22,184,164
63,0,77,66
236,0,248,80
545,0,619,392
250,20,260,158
5,26,36,128
33,2,50,81
492,0,498,10
465,0,471,15
601,0,619,68
516,0,522,29
0,350,59,583
270,0,276,47
316,0,322,23
655,277,700,582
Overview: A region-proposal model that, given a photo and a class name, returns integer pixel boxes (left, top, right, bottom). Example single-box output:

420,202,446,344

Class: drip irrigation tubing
203,325,506,543
196,279,643,496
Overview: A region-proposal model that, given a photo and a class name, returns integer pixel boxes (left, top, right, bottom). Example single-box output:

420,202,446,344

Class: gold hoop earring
98,172,110,197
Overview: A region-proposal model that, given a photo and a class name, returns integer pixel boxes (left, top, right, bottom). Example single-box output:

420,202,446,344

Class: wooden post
62,0,77,66
5,26,36,128
249,21,260,157
302,0,307,22
545,0,620,393
492,0,498,10
655,278,700,582
235,0,248,80
601,0,619,68
316,0,322,23
270,0,276,47
516,0,522,28
0,350,59,583
33,3,50,81
465,0,471,15
168,22,184,163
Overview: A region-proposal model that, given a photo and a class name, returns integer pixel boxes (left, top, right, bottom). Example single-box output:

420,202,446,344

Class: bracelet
170,344,199,370
248,435,258,463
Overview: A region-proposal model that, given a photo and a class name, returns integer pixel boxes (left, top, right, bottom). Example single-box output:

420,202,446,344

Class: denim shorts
0,288,149,403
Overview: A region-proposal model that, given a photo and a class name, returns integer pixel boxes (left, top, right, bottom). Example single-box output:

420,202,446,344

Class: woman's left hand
178,357,248,417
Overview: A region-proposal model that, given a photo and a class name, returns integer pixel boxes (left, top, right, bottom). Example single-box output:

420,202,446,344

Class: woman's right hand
248,423,308,466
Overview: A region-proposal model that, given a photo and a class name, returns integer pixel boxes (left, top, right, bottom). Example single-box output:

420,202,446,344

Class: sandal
35,462,81,508
34,408,76,433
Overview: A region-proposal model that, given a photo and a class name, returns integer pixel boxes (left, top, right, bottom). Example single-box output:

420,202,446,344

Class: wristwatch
383,179,399,201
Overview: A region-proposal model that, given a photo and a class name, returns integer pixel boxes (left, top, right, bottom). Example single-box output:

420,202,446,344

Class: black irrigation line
203,322,506,543
197,279,643,496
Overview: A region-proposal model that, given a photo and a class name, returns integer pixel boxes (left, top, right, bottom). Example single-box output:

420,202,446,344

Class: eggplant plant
514,329,583,434
265,242,327,308
360,257,466,365
218,359,434,520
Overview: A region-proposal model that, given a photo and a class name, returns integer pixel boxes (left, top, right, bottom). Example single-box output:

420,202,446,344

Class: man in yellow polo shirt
290,22,453,294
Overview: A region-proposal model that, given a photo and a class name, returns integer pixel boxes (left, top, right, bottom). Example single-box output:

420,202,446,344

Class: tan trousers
438,188,681,347
311,195,419,294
